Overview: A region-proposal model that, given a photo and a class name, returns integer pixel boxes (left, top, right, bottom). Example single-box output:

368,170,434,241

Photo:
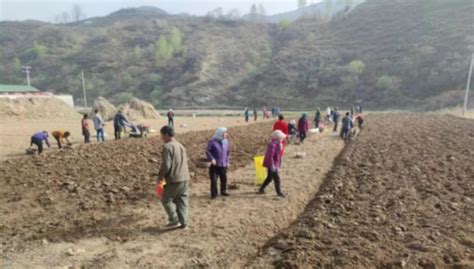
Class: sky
0,0,321,22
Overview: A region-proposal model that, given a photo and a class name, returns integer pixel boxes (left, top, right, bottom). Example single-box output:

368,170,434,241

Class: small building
0,84,74,107
0,84,39,94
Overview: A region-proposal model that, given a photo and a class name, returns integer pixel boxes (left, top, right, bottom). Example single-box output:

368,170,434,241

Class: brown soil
0,119,344,268
0,122,272,244
253,114,474,268
0,97,81,120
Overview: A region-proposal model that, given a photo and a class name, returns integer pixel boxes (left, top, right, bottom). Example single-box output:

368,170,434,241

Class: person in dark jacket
332,108,340,132
288,120,297,143
258,130,286,197
253,108,258,121
30,131,51,154
113,110,128,140
167,109,175,127
340,112,353,142
206,127,230,199
244,108,249,123
298,113,309,143
314,108,321,128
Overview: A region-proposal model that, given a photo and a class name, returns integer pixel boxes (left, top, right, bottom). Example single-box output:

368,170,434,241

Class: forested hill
0,0,473,110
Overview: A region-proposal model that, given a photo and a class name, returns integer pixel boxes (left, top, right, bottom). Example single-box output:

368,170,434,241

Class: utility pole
81,70,88,108
463,53,474,117
21,66,31,86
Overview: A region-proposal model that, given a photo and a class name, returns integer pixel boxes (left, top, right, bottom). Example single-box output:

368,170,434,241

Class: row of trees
54,4,86,23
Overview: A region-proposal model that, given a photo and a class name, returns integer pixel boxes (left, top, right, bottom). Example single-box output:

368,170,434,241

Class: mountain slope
0,0,473,110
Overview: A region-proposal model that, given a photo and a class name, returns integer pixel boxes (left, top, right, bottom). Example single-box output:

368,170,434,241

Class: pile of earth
0,122,271,247
254,114,474,268
117,98,160,121
93,97,160,121
92,96,117,121
0,97,80,120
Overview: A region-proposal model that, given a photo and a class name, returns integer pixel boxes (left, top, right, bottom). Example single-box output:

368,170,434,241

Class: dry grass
431,107,474,119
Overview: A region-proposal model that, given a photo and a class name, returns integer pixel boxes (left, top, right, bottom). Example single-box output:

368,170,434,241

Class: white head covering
290,119,296,125
271,130,286,141
213,127,228,140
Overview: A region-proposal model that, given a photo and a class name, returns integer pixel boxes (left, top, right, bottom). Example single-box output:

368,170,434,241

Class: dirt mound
255,114,474,268
0,122,271,246
92,96,116,121
117,98,160,121
0,97,80,120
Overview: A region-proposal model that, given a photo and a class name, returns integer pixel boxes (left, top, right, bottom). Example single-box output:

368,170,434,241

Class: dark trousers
54,137,62,148
114,125,121,140
168,118,174,127
31,137,43,154
259,168,282,195
209,166,227,198
314,119,320,128
83,129,90,144
245,116,249,122
341,128,350,141
299,131,307,143
333,121,339,132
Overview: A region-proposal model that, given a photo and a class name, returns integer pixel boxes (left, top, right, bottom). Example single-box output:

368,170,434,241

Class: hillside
263,0,365,23
0,0,473,110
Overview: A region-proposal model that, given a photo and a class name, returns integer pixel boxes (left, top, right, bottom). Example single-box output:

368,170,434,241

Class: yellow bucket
254,156,267,186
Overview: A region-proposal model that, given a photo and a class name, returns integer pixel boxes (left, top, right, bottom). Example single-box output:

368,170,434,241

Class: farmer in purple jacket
30,131,51,154
258,130,287,198
206,127,230,199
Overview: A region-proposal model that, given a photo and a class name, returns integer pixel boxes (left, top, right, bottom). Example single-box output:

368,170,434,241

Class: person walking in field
355,113,365,128
244,107,249,123
167,109,175,127
157,126,190,230
314,108,321,129
93,109,105,142
332,108,340,132
30,131,51,154
258,130,287,198
253,108,258,121
298,113,309,143
113,110,128,140
326,107,331,122
81,114,91,144
206,127,230,199
52,130,71,149
288,120,298,143
273,114,289,156
340,112,353,143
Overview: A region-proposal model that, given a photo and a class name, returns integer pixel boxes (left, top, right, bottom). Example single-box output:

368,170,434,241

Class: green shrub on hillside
376,75,394,91
347,60,365,75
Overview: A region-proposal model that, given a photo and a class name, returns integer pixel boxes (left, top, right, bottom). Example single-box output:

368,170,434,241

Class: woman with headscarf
288,119,297,143
298,113,309,143
206,127,230,199
258,130,286,197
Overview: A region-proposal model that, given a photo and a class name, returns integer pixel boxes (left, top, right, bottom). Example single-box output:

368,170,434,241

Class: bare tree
258,3,266,17
71,4,86,22
249,4,259,22
227,9,241,20
54,11,71,23
298,0,307,9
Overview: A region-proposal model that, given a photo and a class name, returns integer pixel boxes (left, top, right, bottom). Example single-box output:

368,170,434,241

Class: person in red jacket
272,114,289,156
